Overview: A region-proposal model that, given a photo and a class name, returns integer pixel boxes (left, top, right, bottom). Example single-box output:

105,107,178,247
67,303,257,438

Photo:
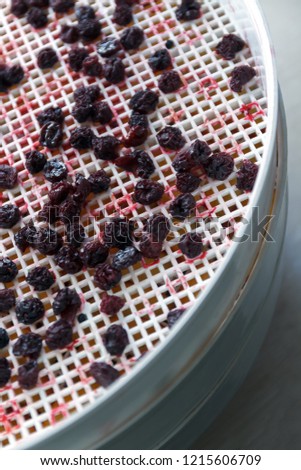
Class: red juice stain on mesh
167,108,185,124
66,337,81,351
184,250,207,263
137,298,156,316
202,113,227,134
196,197,216,219
198,76,219,100
239,102,265,122
76,365,92,385
50,404,68,426
141,257,160,269
178,30,203,45
0,401,21,435
164,269,189,295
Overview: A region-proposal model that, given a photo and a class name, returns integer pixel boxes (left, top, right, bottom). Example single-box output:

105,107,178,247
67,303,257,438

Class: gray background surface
193,0,301,450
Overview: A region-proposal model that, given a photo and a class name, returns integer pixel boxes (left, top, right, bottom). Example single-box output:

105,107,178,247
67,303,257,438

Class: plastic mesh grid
0,0,268,448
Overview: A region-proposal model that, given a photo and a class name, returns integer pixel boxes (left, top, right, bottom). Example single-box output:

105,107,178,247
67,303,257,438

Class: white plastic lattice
0,0,269,448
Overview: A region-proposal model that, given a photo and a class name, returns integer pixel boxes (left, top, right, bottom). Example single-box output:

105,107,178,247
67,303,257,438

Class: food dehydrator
0,0,287,449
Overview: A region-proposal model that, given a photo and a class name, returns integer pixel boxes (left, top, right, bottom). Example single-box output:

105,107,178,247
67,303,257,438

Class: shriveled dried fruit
230,65,256,93
144,214,170,242
165,39,174,49
0,328,9,349
81,240,109,267
73,173,91,205
45,319,73,350
134,179,164,205
69,127,95,149
120,26,144,50
4,64,24,86
68,47,89,72
16,298,45,325
111,246,142,270
100,293,125,316
0,165,18,189
13,333,42,359
91,102,113,124
37,203,58,224
139,233,163,259
72,100,93,123
216,34,245,60
43,158,67,182
82,55,103,77
37,106,64,126
97,37,121,58
90,362,119,388
88,169,111,193
123,126,148,148
129,89,159,114
59,198,81,223
176,172,200,193
35,227,63,255
169,193,196,219
0,204,21,229
27,7,48,29
129,112,148,128
0,358,11,387
115,150,155,178
50,0,74,13
179,232,203,258
14,224,37,252
25,150,47,174
18,361,39,390
172,150,194,172
103,324,129,356
76,5,95,21
74,84,100,103
54,246,83,274
66,223,85,247
26,267,55,291
158,70,183,93
60,24,79,43
103,217,134,248
157,126,186,150
113,3,132,25
53,287,81,324
78,18,101,42
175,0,201,21
103,57,125,84
37,47,58,69
236,160,258,192
11,0,28,17
167,308,185,328
0,257,18,282
92,135,121,161
148,48,172,71
48,180,73,205
204,152,234,181
27,0,49,9
94,263,122,291
40,122,63,148
0,289,16,312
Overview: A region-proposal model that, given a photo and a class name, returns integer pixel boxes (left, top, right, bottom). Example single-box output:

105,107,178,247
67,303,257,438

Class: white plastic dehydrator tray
0,0,276,449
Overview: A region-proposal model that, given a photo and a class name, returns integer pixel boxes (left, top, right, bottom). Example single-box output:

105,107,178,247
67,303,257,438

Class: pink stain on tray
164,269,188,295
0,401,21,435
198,76,219,100
168,108,185,124
239,102,265,122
